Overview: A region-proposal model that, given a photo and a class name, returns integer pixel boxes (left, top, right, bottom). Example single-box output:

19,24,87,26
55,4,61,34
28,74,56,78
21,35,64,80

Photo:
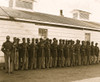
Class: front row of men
1,36,99,73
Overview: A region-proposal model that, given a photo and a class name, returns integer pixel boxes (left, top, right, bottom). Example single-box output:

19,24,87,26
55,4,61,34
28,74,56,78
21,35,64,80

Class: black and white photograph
0,0,100,82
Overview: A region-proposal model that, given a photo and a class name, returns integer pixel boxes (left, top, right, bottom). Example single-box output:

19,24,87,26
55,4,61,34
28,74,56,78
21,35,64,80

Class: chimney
72,9,91,20
60,10,64,16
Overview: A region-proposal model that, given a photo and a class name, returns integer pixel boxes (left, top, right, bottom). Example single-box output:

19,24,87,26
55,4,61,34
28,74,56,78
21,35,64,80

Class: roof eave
0,16,100,31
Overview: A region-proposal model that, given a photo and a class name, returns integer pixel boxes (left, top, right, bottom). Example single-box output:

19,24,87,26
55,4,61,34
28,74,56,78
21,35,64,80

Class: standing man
49,39,52,68
95,43,99,64
20,38,28,70
64,40,70,67
45,38,51,68
13,38,20,70
1,36,13,73
35,38,39,68
80,41,86,65
30,38,37,69
12,37,17,70
38,38,45,69
91,41,95,64
51,38,58,68
86,41,91,65
70,40,75,66
75,40,81,66
58,39,65,67
27,38,31,69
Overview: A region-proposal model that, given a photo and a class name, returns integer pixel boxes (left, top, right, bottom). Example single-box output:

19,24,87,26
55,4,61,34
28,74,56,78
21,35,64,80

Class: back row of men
1,36,99,73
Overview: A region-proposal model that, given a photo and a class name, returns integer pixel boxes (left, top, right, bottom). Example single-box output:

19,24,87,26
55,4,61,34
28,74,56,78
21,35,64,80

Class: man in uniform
95,43,99,64
20,38,28,70
86,41,91,65
12,37,16,70
38,38,45,69
45,38,51,68
35,38,39,68
49,39,52,68
1,36,13,73
80,41,86,65
70,40,75,66
58,39,65,67
64,40,69,67
91,41,95,64
75,40,81,66
30,38,37,69
51,38,58,68
13,38,20,70
27,38,31,69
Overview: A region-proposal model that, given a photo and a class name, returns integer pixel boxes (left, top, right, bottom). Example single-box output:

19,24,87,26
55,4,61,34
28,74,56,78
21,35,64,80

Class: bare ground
0,64,100,82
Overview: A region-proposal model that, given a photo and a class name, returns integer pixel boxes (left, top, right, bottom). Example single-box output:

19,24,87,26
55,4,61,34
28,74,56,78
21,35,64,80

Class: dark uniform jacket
64,44,70,58
70,44,75,58
51,42,58,58
80,45,86,56
1,41,13,59
75,44,81,55
45,43,51,58
91,45,95,56
86,45,91,56
30,43,37,58
20,43,28,58
58,43,64,57
95,46,99,57
38,42,45,57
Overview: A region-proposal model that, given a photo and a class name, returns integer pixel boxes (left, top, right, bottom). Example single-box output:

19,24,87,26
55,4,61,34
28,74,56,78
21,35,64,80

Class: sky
0,0,100,22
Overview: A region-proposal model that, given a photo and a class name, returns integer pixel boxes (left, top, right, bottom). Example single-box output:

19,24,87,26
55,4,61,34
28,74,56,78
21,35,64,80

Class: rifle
8,55,10,74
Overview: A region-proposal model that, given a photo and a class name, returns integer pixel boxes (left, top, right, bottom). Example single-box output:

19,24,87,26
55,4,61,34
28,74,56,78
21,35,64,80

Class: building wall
0,19,100,63
36,25,100,47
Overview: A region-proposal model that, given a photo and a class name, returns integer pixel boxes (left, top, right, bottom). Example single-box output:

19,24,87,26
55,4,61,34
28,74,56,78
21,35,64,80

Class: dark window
73,13,78,19
16,0,33,9
80,12,89,20
85,33,90,41
39,28,48,38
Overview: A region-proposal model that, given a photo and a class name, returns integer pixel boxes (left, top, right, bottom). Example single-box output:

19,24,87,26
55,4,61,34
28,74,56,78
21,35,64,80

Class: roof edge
0,16,100,32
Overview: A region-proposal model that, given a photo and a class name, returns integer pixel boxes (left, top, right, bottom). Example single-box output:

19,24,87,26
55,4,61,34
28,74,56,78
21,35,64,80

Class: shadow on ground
0,64,100,82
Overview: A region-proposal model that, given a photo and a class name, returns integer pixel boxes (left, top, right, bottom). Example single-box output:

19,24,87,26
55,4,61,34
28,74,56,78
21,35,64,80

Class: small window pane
85,33,90,41
39,28,48,39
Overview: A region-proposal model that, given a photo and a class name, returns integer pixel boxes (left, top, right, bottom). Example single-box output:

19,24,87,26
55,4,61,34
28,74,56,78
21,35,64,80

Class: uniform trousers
52,57,57,67
14,51,19,70
30,57,37,69
4,51,13,73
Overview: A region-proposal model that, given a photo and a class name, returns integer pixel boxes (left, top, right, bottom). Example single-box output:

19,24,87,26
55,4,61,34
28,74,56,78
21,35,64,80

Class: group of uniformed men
1,36,99,74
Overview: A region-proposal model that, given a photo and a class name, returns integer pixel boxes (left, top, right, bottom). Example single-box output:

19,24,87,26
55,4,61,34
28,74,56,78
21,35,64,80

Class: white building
0,0,100,63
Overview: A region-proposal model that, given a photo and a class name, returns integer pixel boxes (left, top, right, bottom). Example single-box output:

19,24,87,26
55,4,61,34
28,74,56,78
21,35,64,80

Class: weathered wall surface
0,20,100,63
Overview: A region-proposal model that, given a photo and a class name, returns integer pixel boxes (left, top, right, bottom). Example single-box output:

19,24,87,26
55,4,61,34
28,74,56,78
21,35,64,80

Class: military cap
17,38,20,41
66,40,68,42
76,39,80,42
46,38,49,40
95,43,98,45
32,38,34,40
27,38,30,40
53,38,56,40
36,38,38,40
91,41,94,44
6,35,10,39
59,39,62,41
86,41,90,44
82,41,85,43
40,38,43,40
13,37,16,39
22,38,25,40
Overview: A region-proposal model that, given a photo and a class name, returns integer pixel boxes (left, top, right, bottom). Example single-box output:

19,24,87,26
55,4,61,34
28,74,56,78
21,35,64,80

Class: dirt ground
0,64,100,82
